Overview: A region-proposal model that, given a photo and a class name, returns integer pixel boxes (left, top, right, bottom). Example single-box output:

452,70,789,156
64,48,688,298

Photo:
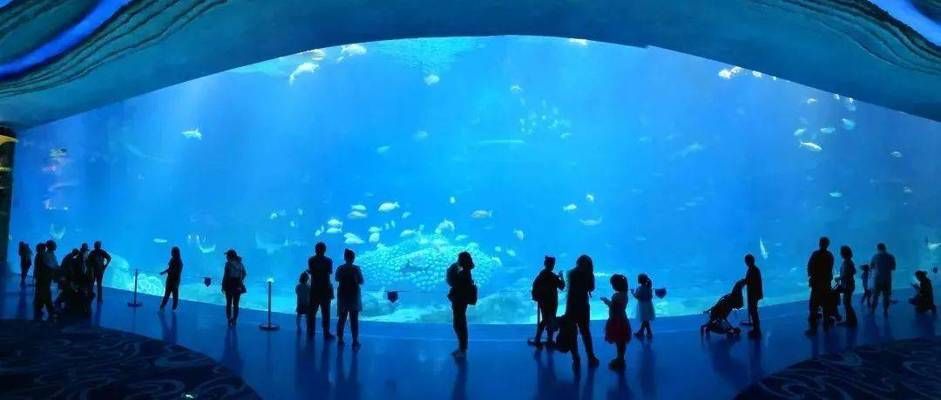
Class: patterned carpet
0,319,260,399
737,336,941,399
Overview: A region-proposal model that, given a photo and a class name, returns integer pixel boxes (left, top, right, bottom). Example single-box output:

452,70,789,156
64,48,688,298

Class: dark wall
0,126,13,267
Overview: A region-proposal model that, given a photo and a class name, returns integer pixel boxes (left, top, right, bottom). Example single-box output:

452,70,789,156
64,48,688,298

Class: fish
47,181,79,192
327,218,343,227
347,210,367,220
927,239,941,251
326,227,343,234
435,219,456,234
195,235,216,254
315,227,323,237
400,229,417,238
297,208,304,216
455,234,469,241
562,204,577,212
288,62,319,85
759,238,769,260
717,68,734,79
306,48,327,61
269,212,279,220
49,224,66,241
0,135,17,146
829,192,843,198
340,44,367,57
470,210,493,219
890,151,903,158
799,140,823,152
376,145,391,154
567,38,589,46
153,238,168,244
413,130,429,141
793,128,806,137
806,98,817,105
289,220,297,227
351,204,367,212
368,232,380,243
579,217,603,227
506,249,517,257
368,226,382,233
449,196,457,205
819,127,836,134
344,233,365,245
476,139,526,146
494,246,503,253
509,84,523,93
833,94,841,100
401,211,412,219
49,148,68,159
903,186,913,194
844,97,857,111
180,128,203,140
674,142,705,158
585,193,595,203
423,74,440,86
378,202,400,212
751,71,763,78
841,118,856,130
559,132,572,139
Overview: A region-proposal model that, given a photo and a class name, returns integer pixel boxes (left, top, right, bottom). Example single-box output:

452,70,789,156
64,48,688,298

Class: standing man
869,243,896,316
806,236,835,335
307,242,335,340
528,256,565,348
87,241,112,303
447,251,476,358
744,254,763,339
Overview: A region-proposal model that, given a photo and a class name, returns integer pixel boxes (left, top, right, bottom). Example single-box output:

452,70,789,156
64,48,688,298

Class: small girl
860,264,872,308
633,273,655,339
296,272,311,328
602,274,631,370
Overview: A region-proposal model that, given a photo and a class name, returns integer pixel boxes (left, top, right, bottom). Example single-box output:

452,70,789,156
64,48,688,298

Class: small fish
759,238,769,260
326,226,342,234
347,210,367,220
390,220,396,229
799,140,823,152
413,130,429,141
376,145,391,154
562,204,577,212
351,204,367,211
513,229,525,240
401,211,412,219
315,227,323,237
567,38,589,46
181,128,203,140
49,148,68,159
449,196,456,205
903,186,913,194
368,226,382,233
289,221,297,228
470,210,493,219
844,97,857,111
819,127,836,134
455,234,469,241
926,239,941,251
494,246,503,253
435,219,456,234
153,238,169,244
506,249,517,257
509,84,523,93
751,71,763,78
400,229,417,238
841,118,855,130
288,62,319,85
828,192,843,198
368,232,380,243
306,48,326,61
327,218,343,227
833,93,841,100
378,202,400,212
269,212,279,220
674,142,705,158
890,151,903,159
585,193,595,203
343,233,365,245
717,68,733,79
423,74,440,86
340,44,367,57
579,217,603,227
297,208,304,216
806,98,818,105
559,132,572,139
793,128,806,137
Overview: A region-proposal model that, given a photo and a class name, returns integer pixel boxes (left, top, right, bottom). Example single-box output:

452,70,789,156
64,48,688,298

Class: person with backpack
447,251,476,359
559,255,599,369
528,256,565,348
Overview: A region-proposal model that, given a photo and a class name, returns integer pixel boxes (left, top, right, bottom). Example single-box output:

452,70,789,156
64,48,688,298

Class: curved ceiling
0,0,939,130
0,0,99,63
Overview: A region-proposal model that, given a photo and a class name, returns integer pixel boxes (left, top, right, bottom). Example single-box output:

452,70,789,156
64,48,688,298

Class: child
336,249,364,348
296,272,311,328
528,256,565,348
633,273,655,339
602,274,630,370
860,264,872,308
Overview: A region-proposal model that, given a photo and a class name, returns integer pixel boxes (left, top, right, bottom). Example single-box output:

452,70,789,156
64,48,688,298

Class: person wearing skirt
633,273,656,339
603,274,631,370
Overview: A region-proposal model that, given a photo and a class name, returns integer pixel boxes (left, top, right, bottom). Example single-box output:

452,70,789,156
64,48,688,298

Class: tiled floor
1,275,936,399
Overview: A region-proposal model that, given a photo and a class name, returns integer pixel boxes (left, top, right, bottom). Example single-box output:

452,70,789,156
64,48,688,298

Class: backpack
554,314,577,353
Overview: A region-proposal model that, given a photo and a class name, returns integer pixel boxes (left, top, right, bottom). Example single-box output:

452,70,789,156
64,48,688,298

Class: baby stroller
701,279,746,337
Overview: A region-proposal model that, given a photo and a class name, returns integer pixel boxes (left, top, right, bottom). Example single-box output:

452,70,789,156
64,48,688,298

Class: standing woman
447,251,476,358
839,245,857,327
32,243,55,319
307,242,335,339
222,249,247,326
160,247,184,311
336,249,364,348
18,241,32,287
566,255,599,368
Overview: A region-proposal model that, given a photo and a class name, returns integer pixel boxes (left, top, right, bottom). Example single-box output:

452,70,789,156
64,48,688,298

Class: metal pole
127,269,143,307
260,279,279,331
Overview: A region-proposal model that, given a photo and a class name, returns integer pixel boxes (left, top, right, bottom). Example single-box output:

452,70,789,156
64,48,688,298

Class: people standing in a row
308,242,335,340
160,247,183,311
447,251,476,358
222,249,247,326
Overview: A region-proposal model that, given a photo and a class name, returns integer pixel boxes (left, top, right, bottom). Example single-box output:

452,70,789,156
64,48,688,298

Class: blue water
8,36,941,324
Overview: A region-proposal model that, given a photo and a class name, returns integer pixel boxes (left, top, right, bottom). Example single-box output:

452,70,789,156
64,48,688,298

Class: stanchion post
127,268,143,307
259,278,279,331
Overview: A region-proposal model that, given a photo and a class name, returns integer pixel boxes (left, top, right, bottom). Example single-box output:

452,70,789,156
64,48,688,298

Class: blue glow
9,37,941,324
0,0,132,79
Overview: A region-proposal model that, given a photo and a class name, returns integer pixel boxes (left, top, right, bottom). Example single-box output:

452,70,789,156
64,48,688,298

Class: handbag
468,284,478,305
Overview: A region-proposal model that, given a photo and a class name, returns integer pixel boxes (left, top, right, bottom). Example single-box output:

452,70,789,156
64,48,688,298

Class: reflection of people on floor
869,243,896,316
87,241,112,303
336,249,364,348
450,356,468,400
746,339,765,383
335,345,361,400
222,249,247,326
528,256,564,348
307,242,335,339
638,343,657,399
837,246,857,327
447,251,476,358
221,326,242,374
533,349,558,399
159,308,178,344
806,237,835,335
160,247,183,311
18,241,32,287
743,254,763,338
909,270,936,314
705,337,746,389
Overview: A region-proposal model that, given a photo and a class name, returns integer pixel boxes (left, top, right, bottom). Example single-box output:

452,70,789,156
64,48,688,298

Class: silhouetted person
566,254,599,368
160,247,183,311
18,241,32,287
307,242,335,339
447,251,476,358
869,243,896,316
56,248,82,313
296,272,310,328
838,245,857,327
633,273,655,339
806,236,835,335
87,241,112,303
528,256,565,348
336,248,364,348
222,249,247,326
744,253,763,338
909,270,936,314
602,274,630,370
860,264,872,308
32,243,54,319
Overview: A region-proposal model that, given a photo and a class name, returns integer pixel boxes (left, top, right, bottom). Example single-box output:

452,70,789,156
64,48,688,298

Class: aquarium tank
8,36,941,324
